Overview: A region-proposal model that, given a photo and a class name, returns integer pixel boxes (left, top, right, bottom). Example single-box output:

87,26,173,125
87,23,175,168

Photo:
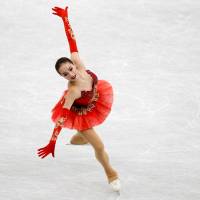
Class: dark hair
55,57,74,74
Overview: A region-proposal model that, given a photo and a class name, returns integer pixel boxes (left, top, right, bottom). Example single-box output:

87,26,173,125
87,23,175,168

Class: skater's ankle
107,170,119,183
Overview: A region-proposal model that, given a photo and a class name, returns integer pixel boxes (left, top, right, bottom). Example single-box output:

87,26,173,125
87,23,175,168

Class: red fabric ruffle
51,80,113,131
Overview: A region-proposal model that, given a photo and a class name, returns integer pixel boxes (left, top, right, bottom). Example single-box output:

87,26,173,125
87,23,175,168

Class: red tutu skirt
51,80,113,131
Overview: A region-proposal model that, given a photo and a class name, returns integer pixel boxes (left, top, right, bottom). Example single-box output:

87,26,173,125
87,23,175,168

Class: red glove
37,108,70,159
52,6,69,18
60,107,70,119
52,6,78,53
37,123,62,158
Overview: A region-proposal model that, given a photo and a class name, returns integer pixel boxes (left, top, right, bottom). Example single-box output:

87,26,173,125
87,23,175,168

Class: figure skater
37,5,121,192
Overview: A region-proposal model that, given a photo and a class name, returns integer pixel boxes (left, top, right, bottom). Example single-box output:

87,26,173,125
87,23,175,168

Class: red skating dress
51,69,113,131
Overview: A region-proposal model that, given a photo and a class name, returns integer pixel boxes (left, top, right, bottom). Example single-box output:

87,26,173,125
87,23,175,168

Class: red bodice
72,69,98,106
51,69,113,130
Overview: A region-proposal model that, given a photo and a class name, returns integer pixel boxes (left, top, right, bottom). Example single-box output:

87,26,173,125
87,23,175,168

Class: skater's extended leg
79,128,118,183
70,131,89,145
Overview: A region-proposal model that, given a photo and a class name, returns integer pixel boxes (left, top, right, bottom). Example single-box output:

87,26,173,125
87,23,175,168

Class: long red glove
37,124,62,158
60,107,70,119
37,108,70,159
52,6,78,53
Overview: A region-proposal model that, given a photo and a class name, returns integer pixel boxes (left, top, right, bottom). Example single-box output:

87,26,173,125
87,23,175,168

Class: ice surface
0,0,200,200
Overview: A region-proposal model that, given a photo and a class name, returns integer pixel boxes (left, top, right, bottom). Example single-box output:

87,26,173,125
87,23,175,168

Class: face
58,62,78,81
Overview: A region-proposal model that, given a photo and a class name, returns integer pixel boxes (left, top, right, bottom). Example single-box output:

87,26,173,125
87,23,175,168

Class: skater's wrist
49,138,56,143
50,123,62,141
62,17,69,24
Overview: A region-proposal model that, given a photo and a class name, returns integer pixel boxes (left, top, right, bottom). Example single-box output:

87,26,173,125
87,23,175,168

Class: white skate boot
109,178,121,192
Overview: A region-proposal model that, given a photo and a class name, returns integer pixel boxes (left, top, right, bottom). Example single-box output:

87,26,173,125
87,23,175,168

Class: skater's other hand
37,140,56,159
52,6,68,18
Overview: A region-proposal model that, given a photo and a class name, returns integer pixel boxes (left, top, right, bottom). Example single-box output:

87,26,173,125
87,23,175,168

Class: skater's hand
37,140,56,159
52,6,69,19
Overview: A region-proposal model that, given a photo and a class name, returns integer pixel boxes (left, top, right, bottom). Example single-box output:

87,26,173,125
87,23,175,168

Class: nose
69,72,75,78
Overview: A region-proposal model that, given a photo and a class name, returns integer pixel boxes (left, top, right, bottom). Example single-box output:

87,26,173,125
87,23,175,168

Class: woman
37,5,121,192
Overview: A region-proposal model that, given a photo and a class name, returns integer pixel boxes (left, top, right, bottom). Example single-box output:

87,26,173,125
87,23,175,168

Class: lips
71,75,76,79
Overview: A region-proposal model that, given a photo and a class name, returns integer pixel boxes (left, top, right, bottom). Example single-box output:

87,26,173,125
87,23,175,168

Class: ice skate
109,178,121,192
107,169,121,192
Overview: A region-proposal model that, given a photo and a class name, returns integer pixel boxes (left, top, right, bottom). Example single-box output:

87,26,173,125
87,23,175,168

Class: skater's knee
70,136,78,144
70,137,79,144
70,132,88,145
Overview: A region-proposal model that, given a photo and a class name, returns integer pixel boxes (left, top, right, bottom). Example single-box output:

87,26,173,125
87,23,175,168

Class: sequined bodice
72,69,98,106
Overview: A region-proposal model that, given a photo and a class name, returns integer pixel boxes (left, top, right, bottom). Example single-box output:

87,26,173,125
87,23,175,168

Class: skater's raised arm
37,88,80,159
52,6,86,71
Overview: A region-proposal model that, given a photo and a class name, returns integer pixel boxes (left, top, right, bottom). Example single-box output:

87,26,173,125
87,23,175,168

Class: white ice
0,0,200,200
